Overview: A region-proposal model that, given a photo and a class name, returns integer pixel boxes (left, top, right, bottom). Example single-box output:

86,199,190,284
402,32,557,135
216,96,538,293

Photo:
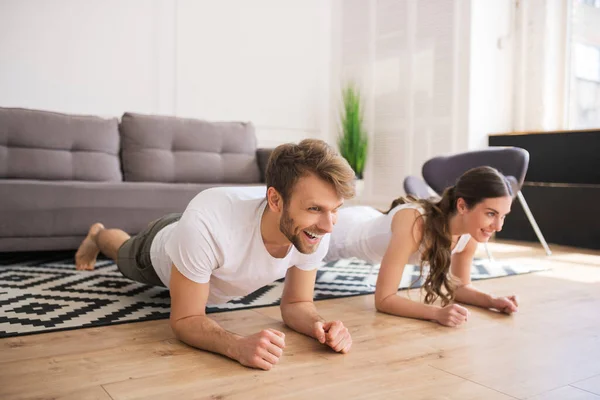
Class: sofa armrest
256,148,274,183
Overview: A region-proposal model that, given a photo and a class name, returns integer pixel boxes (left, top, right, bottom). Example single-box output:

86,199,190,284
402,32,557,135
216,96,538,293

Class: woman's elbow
374,292,392,313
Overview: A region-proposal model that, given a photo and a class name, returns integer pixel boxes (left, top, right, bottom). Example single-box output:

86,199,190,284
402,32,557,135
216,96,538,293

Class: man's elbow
279,301,294,324
170,317,184,339
279,299,311,323
170,315,197,340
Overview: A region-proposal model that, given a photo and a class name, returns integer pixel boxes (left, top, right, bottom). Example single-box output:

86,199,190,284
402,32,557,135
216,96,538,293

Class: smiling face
457,196,513,243
278,173,344,254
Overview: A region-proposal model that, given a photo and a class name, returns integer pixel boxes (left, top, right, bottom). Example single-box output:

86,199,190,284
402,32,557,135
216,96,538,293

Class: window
569,0,600,128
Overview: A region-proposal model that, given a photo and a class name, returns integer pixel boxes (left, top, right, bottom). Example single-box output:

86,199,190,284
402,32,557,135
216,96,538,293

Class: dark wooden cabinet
489,130,600,250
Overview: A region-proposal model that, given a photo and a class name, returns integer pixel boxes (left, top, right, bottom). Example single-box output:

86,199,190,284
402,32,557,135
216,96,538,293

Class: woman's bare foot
75,223,105,270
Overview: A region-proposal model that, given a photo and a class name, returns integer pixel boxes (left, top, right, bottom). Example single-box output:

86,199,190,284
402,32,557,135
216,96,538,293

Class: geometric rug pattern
0,251,546,338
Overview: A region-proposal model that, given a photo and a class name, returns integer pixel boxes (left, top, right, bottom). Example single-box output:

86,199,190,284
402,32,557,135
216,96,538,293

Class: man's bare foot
75,223,105,271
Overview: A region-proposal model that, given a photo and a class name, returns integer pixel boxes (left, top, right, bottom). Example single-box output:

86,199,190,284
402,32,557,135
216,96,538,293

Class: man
75,139,356,370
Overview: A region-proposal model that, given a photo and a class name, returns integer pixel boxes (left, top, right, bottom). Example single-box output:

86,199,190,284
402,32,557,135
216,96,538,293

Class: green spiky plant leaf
338,83,368,179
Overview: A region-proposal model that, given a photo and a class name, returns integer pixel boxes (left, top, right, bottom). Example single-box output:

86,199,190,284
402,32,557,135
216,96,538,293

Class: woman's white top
325,203,471,265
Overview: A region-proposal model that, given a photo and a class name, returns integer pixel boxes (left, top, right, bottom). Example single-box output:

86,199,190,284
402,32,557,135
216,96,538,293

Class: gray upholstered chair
403,147,551,257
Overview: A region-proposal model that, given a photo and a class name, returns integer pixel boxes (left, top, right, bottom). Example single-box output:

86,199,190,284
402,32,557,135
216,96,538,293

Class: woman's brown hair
386,166,513,306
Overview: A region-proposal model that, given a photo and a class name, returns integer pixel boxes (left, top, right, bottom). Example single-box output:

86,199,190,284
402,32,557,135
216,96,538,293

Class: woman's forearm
375,294,440,322
454,284,494,308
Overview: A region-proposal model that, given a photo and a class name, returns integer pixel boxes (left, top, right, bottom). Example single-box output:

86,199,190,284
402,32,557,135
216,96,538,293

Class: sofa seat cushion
0,107,122,181
0,180,266,239
120,113,261,184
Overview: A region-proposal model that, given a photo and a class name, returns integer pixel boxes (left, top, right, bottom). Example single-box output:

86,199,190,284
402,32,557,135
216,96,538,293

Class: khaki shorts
116,213,182,287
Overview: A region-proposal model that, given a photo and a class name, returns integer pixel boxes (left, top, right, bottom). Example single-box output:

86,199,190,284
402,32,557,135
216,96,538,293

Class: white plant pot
355,178,365,198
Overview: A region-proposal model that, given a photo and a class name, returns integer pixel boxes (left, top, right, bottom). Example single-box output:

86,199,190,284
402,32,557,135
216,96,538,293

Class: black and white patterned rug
0,251,545,338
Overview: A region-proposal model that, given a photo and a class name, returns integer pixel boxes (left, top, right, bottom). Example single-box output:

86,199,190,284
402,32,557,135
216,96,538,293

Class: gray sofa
0,108,271,252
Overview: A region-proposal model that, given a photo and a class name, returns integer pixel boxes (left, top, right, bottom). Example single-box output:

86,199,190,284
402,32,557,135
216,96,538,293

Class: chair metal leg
516,191,552,256
484,242,494,262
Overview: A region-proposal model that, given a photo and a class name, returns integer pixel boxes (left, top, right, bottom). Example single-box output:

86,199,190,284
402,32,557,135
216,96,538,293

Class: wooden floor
2,240,600,400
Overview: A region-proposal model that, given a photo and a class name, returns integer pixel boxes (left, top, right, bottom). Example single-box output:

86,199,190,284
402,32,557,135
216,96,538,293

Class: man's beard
280,206,318,255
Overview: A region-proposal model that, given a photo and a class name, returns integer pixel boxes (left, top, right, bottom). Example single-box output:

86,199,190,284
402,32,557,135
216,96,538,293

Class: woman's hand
490,295,519,314
434,304,469,327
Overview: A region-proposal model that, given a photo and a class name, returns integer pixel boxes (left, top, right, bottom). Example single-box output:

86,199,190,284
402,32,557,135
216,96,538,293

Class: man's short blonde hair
265,139,356,203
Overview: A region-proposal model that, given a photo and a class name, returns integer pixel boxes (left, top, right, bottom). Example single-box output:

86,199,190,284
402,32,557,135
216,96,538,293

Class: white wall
468,0,514,149
332,0,472,207
513,0,570,132
0,0,331,147
0,0,160,118
331,0,519,206
0,0,525,203
176,0,330,147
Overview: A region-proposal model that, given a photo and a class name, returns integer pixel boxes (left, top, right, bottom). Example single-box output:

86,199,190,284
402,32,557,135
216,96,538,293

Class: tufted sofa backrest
119,112,260,184
0,107,121,181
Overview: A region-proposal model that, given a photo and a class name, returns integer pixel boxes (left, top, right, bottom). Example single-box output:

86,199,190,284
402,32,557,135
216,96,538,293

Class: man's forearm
280,301,323,338
171,315,241,360
454,284,494,308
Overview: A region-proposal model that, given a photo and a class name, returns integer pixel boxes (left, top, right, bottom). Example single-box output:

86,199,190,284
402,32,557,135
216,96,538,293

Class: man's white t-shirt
149,186,330,305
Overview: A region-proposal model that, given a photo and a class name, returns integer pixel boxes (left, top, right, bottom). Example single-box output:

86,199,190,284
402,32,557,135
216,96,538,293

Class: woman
325,166,519,327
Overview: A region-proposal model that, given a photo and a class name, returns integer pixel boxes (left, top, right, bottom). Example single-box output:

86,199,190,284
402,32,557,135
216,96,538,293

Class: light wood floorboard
1,240,599,399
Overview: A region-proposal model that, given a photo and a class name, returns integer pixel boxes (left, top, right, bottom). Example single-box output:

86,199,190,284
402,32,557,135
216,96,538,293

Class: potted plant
338,83,368,196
